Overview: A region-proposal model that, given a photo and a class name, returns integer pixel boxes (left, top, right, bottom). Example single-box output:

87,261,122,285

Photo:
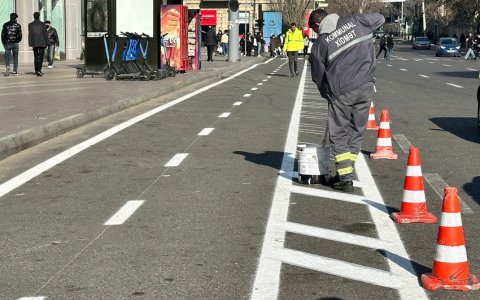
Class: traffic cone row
368,103,479,292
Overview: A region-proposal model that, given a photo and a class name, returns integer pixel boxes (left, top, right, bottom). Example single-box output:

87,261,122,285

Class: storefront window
0,0,15,52
38,0,65,55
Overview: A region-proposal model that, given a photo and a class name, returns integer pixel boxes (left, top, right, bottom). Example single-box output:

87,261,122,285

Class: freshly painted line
289,185,369,206
219,112,231,118
18,298,46,300
467,68,478,71
104,200,145,225
393,134,414,153
443,64,451,67
251,87,258,90
400,68,407,71
262,79,268,82
0,63,261,199
356,154,429,299
257,83,263,86
243,94,251,97
198,128,214,136
164,153,189,167
423,173,473,214
267,76,272,78
285,221,393,250
281,248,402,289
446,83,463,88
419,74,430,78
233,102,243,106
251,60,307,299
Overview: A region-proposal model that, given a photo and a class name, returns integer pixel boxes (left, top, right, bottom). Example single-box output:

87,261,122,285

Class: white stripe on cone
376,138,393,147
368,114,376,120
434,245,468,263
379,122,391,129
406,166,422,176
402,190,426,203
440,212,463,227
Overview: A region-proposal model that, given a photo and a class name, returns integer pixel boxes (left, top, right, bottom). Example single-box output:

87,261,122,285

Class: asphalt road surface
1,42,480,300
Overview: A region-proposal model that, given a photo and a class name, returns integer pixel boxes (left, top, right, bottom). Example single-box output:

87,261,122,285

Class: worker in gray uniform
308,9,384,192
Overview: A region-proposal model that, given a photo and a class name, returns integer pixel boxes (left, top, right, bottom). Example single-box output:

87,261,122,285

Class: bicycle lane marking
251,60,428,299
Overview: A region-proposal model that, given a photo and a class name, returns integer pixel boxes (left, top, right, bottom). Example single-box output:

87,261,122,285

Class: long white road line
250,61,307,299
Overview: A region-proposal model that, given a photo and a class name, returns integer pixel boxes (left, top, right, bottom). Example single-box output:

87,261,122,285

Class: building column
17,0,38,65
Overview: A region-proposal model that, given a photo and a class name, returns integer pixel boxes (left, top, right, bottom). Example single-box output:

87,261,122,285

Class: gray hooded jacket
310,13,384,101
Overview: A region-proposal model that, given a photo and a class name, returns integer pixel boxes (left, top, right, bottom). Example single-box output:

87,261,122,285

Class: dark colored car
413,36,431,50
374,31,385,39
435,37,461,57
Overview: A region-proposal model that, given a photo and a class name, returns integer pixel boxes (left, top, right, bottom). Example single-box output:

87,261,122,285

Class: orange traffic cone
370,109,397,159
366,102,379,130
421,187,480,291
391,147,437,223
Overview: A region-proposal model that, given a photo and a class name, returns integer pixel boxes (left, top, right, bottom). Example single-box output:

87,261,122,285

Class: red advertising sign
200,9,217,26
160,5,188,71
303,11,311,37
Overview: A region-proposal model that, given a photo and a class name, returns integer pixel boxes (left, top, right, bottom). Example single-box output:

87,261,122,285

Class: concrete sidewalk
0,53,262,160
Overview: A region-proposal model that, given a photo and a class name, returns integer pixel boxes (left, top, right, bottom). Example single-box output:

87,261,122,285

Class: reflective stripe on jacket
283,29,304,52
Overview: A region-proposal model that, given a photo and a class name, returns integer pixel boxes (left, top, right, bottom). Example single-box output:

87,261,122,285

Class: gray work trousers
328,82,375,181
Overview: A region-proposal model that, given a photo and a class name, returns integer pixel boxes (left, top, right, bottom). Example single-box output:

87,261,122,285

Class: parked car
412,36,431,50
435,37,461,57
373,31,385,39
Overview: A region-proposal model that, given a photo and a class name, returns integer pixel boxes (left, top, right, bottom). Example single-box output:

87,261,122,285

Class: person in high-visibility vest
283,22,304,77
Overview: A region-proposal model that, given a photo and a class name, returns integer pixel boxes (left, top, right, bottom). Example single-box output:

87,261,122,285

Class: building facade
0,0,83,63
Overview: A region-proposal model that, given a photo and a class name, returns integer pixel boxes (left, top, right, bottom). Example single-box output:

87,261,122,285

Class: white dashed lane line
445,83,463,88
419,74,430,78
400,68,407,71
164,153,189,167
218,112,231,118
198,128,214,136
251,87,258,91
243,94,251,97
104,200,145,225
233,101,242,106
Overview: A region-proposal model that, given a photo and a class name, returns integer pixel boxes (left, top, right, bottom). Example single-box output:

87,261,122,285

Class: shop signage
200,9,217,26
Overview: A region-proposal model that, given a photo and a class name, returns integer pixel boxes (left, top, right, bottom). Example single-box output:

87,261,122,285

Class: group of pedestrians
464,32,480,60
375,33,394,60
1,11,59,77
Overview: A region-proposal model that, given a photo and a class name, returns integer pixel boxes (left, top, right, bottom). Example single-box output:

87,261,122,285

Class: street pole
422,0,427,35
228,0,240,62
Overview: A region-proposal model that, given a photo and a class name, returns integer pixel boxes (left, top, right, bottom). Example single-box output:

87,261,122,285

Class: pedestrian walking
45,20,59,68
386,34,394,59
303,34,310,57
255,31,263,56
283,22,303,77
204,26,217,61
28,12,49,76
246,33,253,56
308,8,384,192
1,12,22,76
465,33,475,60
269,35,279,57
221,29,229,56
376,35,387,59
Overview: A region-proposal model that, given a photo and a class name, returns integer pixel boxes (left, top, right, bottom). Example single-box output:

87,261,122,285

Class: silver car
413,36,431,50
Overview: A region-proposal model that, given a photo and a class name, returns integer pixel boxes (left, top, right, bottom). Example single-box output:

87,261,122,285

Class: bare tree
269,0,313,28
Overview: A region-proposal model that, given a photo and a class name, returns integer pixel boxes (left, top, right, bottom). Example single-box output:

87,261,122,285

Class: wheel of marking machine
298,175,312,185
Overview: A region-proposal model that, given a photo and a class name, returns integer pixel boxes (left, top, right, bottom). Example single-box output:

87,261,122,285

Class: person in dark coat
1,12,22,76
44,20,59,68
28,12,49,76
246,33,253,56
204,26,217,61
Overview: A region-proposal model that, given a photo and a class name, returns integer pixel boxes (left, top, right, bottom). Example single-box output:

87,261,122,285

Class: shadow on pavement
377,249,431,280
233,150,285,170
463,176,480,206
434,70,478,79
429,117,480,143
